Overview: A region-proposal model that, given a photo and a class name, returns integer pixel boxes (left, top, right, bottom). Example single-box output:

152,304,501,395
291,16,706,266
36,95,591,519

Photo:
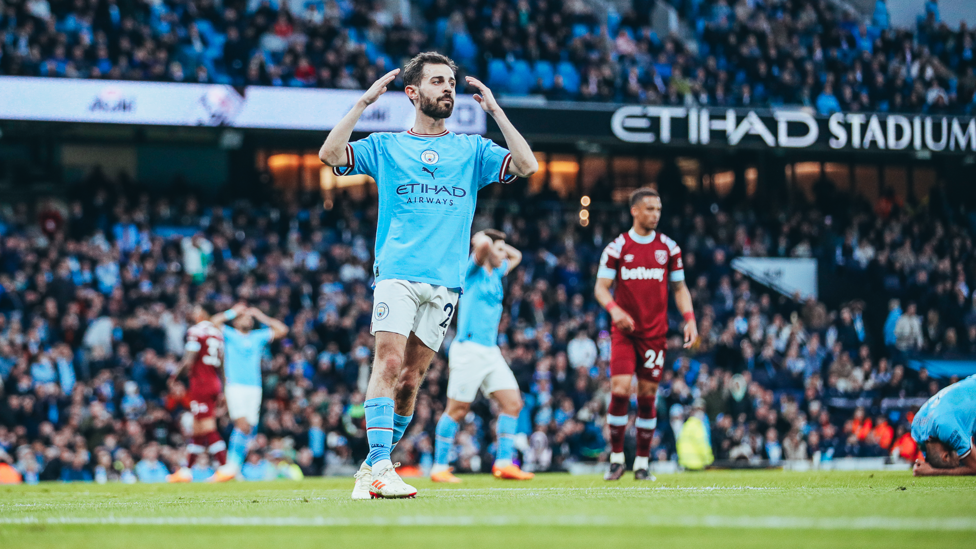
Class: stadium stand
0,160,968,482
1,0,974,112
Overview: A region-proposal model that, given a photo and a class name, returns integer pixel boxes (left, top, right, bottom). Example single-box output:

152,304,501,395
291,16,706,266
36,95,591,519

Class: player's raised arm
246,307,289,341
319,68,400,167
671,279,698,348
211,303,247,326
499,242,522,274
465,76,538,178
472,231,494,266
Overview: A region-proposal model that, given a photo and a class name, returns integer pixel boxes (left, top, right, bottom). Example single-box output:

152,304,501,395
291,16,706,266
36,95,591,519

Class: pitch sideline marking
1,515,975,531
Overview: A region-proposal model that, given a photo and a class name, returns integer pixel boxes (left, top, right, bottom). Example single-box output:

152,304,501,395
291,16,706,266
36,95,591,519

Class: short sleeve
936,420,972,459
466,254,480,277
598,239,622,281
478,137,516,189
499,259,510,276
669,243,685,282
255,327,275,345
332,133,379,178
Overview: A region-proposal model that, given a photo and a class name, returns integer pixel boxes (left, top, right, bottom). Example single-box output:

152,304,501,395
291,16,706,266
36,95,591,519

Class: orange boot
430,468,462,483
492,464,534,480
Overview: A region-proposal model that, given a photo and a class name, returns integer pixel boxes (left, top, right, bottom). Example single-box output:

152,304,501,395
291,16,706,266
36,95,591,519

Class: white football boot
351,462,373,500
368,462,417,499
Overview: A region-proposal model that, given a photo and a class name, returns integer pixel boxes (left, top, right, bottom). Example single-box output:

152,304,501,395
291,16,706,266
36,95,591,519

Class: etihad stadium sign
610,106,976,154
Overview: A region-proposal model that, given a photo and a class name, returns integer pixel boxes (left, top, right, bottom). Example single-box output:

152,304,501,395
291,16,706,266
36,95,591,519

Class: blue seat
452,33,478,70
556,61,579,94
572,23,590,38
487,59,510,93
534,60,555,90
508,60,533,95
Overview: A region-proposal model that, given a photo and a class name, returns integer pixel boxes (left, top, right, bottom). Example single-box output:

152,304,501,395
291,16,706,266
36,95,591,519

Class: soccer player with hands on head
320,52,536,499
595,188,697,481
431,229,533,483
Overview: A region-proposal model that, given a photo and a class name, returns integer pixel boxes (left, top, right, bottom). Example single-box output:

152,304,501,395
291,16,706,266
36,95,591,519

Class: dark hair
402,52,458,89
629,187,660,208
482,229,507,242
925,439,955,469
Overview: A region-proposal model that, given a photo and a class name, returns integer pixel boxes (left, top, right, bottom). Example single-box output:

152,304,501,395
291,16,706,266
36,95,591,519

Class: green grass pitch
2,471,974,549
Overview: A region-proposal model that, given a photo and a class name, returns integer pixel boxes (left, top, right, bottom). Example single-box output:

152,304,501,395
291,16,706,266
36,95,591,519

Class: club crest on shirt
375,302,390,320
624,254,634,262
655,250,668,265
420,150,439,165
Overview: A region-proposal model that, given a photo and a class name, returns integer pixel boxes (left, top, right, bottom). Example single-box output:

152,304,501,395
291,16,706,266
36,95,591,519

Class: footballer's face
412,64,456,120
233,313,254,332
488,239,506,268
631,195,662,232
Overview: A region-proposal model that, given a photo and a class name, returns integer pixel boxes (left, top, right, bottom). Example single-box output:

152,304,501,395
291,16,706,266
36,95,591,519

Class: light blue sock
434,415,459,466
392,413,413,447
364,397,395,467
228,427,252,469
367,412,413,466
496,414,518,465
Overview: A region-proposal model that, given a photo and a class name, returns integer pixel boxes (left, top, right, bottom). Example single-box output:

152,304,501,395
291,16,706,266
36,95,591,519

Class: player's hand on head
465,76,499,114
361,68,400,106
232,303,248,314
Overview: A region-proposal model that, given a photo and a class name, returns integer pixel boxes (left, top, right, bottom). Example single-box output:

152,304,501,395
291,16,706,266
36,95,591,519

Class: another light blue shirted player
432,230,533,482
455,255,509,347
911,374,976,476
320,52,538,498
209,305,289,482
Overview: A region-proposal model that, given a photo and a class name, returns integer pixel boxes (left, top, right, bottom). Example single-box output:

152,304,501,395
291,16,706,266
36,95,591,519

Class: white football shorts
225,383,262,426
371,279,459,351
447,340,519,403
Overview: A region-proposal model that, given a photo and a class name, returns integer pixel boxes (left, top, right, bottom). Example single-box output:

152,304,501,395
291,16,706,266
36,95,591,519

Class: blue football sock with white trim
434,415,459,467
495,414,518,467
364,397,395,468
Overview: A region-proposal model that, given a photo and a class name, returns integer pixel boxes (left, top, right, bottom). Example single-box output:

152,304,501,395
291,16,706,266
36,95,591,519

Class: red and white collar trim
407,129,450,137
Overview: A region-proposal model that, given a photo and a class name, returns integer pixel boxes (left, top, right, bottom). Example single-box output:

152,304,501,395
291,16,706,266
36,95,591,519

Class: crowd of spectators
1,0,974,114
0,164,973,484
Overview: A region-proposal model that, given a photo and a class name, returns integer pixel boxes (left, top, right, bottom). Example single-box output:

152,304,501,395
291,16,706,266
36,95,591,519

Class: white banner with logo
730,257,818,300
0,77,486,134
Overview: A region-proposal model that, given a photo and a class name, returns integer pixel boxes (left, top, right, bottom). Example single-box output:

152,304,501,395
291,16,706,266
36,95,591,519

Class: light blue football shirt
222,325,273,388
455,257,509,347
334,130,516,291
912,374,976,459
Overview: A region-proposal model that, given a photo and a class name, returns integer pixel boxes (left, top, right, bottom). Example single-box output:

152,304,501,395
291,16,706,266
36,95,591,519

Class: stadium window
526,151,548,195
853,165,880,203
546,154,578,197
884,166,908,203
823,163,851,194
712,170,735,197
580,155,608,197
612,157,640,190
792,162,822,202
745,167,758,197
913,167,936,202
267,154,301,189
319,167,374,201
677,157,700,194
641,159,663,187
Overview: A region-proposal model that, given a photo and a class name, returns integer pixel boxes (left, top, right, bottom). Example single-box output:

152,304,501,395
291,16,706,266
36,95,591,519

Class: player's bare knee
447,402,470,422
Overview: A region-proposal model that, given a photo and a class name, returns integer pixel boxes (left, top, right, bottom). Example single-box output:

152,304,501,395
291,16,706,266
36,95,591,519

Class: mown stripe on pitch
1,515,975,531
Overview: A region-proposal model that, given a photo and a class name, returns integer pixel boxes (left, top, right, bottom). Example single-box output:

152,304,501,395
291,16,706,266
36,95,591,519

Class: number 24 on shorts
644,349,664,369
